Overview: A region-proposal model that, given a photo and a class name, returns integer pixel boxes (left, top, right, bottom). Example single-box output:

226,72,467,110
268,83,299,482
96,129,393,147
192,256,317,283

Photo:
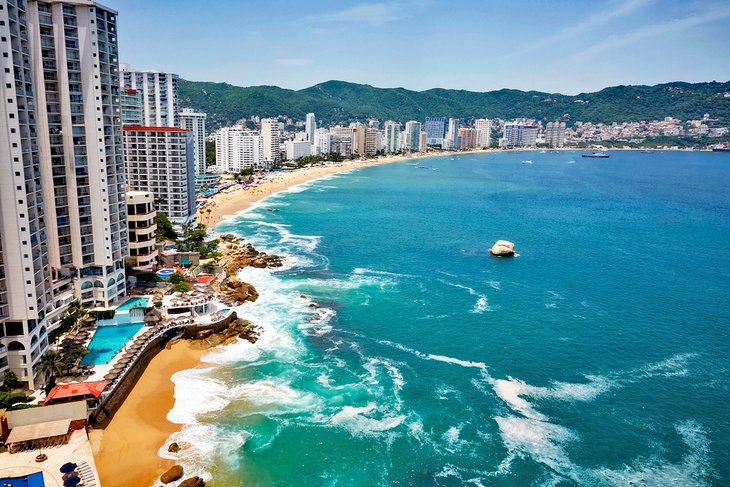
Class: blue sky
103,0,730,94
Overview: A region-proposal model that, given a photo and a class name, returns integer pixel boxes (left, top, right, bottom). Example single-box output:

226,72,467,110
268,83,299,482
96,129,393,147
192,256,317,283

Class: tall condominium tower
474,119,491,148
383,121,401,153
123,126,196,228
313,128,331,156
215,127,264,173
180,108,207,176
404,121,422,151
1,0,127,387
305,113,316,142
444,118,461,150
502,121,538,147
120,64,179,127
545,120,566,148
261,118,281,164
424,117,447,145
121,88,143,125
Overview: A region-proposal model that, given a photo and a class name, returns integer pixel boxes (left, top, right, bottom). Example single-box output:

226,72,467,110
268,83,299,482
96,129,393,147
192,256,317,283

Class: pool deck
0,429,100,487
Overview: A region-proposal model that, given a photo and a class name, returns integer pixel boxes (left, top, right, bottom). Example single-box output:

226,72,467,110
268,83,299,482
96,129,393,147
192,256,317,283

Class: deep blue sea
164,151,729,486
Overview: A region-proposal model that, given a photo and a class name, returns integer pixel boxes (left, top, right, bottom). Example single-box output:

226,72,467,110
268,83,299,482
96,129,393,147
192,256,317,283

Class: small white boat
522,160,532,164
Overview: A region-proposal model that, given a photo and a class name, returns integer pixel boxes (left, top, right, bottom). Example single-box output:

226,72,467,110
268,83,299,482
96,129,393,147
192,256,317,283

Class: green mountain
178,79,730,128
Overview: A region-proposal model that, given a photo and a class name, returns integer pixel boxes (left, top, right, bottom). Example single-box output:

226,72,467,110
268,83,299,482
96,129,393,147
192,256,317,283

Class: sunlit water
161,151,729,486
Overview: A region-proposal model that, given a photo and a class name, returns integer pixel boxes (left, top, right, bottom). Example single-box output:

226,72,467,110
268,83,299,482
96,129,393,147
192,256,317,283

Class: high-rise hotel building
119,64,178,127
120,65,195,228
179,108,207,176
1,0,127,387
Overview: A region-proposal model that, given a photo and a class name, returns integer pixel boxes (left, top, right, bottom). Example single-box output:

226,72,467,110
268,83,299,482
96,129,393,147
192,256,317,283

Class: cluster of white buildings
565,116,729,144
0,0,206,388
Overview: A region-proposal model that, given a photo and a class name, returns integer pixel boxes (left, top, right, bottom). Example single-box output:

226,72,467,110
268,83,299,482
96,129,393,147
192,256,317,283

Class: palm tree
38,351,65,392
68,348,89,371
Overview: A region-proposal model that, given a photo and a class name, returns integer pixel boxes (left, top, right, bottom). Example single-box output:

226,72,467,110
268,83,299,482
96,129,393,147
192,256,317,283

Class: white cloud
505,0,653,58
308,2,401,26
571,4,730,61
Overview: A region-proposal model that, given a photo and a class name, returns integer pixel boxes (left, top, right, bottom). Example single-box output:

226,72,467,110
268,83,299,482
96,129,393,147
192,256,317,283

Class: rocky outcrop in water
161,465,183,483
190,318,259,347
167,442,180,453
219,277,259,304
179,478,205,487
219,242,283,274
490,240,516,257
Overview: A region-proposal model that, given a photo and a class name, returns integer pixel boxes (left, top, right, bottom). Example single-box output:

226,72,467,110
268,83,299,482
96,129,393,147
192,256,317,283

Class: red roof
122,125,191,133
197,275,215,285
44,381,109,405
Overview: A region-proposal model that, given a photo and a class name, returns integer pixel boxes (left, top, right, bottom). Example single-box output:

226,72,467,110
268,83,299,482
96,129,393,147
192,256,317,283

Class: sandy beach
89,341,205,487
198,151,493,228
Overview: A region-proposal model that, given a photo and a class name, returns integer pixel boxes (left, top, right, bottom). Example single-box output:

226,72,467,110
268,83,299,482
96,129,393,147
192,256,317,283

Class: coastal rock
219,242,283,273
179,477,205,487
160,465,183,484
192,319,260,348
168,442,180,453
219,277,259,304
490,240,516,257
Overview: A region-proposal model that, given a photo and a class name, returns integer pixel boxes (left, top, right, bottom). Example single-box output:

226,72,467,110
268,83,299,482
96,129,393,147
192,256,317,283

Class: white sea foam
328,402,407,436
487,280,501,291
439,279,492,313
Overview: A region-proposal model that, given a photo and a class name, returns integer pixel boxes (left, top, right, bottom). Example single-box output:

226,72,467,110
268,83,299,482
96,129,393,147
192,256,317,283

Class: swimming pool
116,297,150,311
80,323,144,365
1,472,45,487
156,268,175,280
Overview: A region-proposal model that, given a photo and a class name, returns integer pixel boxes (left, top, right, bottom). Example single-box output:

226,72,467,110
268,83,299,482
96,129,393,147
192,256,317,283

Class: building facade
285,140,313,161
444,118,461,150
474,118,491,148
120,65,179,127
503,122,538,147
305,113,316,142
179,108,207,176
313,128,331,156
126,191,157,271
404,121,422,151
1,0,127,387
424,117,447,145
120,88,143,125
261,118,281,164
383,121,401,153
458,128,478,149
215,127,264,173
123,127,196,228
545,120,566,148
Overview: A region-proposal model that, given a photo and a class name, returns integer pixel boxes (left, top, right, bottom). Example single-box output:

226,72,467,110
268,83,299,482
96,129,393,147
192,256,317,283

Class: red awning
44,381,109,405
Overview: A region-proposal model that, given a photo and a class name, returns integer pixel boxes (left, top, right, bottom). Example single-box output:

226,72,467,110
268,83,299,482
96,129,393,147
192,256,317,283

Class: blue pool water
1,472,45,487
81,323,144,365
166,151,729,486
116,297,149,311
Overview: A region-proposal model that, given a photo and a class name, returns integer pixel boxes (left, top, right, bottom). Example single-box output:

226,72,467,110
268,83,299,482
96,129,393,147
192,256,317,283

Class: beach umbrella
60,462,77,473
103,373,117,381
82,364,94,370
64,474,81,487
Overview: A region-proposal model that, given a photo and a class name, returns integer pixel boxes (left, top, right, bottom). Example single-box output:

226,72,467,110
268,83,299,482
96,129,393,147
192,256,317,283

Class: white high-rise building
215,127,264,173
124,127,196,228
120,65,179,127
261,118,281,164
314,128,331,156
474,119,492,148
545,121,566,148
305,113,316,143
383,121,401,153
444,118,461,150
502,122,538,147
404,121,422,151
1,0,127,387
285,140,313,161
180,108,207,176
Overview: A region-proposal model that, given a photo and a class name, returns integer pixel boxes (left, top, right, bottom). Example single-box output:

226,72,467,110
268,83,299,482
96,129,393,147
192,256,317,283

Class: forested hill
178,79,730,128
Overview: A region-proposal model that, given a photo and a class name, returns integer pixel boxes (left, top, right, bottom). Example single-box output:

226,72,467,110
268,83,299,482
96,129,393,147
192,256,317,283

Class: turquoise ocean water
163,151,729,486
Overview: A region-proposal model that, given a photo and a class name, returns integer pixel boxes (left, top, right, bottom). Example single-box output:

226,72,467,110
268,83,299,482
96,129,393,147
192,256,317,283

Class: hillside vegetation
179,79,730,128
